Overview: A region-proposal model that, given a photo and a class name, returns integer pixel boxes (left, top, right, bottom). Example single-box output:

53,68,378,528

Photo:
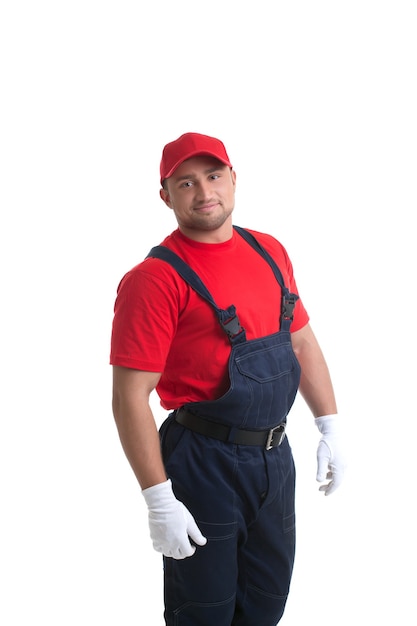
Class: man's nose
195,180,212,199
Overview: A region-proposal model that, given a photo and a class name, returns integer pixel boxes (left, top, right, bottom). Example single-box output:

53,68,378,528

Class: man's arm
112,365,207,556
291,323,346,495
112,365,166,489
291,323,337,417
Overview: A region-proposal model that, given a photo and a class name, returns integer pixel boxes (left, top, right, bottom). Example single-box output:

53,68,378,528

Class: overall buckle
265,424,286,450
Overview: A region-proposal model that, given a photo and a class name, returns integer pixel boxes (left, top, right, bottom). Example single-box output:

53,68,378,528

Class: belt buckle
265,424,285,450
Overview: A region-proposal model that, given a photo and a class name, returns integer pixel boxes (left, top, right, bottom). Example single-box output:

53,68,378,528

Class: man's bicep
290,322,316,354
112,366,162,411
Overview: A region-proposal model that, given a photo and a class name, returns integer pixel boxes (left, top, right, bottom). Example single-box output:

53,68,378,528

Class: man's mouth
194,203,218,212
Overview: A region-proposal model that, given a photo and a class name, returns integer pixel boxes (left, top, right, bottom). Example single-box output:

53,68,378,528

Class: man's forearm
114,403,167,489
112,367,167,489
292,324,337,418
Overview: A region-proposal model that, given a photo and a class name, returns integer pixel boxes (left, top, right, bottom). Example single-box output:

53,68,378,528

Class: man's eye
210,174,219,180
181,181,193,188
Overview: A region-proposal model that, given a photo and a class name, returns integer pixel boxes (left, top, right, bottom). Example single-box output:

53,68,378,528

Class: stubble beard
187,205,234,232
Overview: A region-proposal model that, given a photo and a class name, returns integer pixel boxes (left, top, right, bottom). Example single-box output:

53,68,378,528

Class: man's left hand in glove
315,414,347,496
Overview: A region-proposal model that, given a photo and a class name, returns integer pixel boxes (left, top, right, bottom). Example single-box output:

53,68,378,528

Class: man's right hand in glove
142,479,207,559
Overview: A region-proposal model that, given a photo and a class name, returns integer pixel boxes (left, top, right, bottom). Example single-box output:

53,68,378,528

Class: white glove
315,414,346,496
142,479,207,559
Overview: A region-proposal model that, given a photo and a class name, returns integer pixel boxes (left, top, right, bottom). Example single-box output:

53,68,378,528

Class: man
110,132,345,625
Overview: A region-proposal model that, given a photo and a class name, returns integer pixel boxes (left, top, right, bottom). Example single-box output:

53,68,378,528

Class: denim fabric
185,329,300,430
160,416,296,626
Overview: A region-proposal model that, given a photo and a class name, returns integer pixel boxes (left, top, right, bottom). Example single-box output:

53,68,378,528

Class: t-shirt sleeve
110,265,178,371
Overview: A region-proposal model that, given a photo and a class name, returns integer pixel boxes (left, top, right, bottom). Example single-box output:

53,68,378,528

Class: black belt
175,408,286,450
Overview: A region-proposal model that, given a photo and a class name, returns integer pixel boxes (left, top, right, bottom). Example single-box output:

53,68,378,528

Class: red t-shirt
110,227,309,409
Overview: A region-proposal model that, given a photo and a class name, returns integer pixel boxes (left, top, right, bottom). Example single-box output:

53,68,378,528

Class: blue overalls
148,227,301,626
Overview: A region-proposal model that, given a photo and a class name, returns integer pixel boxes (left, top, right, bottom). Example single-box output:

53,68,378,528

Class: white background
1,1,416,624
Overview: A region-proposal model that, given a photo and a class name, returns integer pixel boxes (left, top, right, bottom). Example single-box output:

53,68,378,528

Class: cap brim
162,151,232,183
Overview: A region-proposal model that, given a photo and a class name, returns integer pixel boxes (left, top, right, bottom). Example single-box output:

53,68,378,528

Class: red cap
160,132,232,185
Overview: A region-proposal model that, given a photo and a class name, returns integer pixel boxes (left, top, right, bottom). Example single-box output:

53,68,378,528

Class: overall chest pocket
235,343,296,383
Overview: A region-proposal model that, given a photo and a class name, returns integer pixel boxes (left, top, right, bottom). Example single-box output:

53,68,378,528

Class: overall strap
147,245,246,344
233,226,299,331
146,226,298,337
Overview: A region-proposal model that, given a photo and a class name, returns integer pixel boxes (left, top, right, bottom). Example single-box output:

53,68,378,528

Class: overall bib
148,227,301,626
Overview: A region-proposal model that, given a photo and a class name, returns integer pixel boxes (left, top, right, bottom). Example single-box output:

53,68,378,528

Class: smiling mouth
194,203,218,211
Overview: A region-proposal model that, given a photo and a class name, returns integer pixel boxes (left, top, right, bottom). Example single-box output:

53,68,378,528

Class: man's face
160,156,236,240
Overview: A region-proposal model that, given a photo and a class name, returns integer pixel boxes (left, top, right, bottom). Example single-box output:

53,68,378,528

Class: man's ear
159,188,172,208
